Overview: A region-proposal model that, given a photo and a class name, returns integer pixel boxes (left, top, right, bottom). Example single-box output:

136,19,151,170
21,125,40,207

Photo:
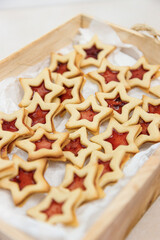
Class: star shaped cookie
19,68,65,107
61,127,101,168
126,56,160,89
142,95,160,115
49,51,81,80
53,75,84,116
65,95,113,134
74,35,115,68
91,118,141,154
96,84,142,123
88,59,130,92
60,163,104,206
25,93,60,132
0,154,50,206
16,127,68,161
27,187,81,226
89,150,128,188
124,106,160,147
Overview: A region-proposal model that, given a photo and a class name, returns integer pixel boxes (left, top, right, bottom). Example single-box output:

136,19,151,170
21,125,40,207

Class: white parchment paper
0,20,159,240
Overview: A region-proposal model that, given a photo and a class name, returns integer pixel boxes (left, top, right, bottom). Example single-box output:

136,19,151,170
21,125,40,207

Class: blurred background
0,0,160,239
0,0,160,60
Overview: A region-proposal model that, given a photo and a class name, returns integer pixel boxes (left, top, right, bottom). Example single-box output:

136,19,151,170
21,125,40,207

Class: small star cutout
19,68,64,107
88,59,130,91
25,93,59,132
49,51,81,80
74,35,115,67
96,84,142,123
124,106,160,147
65,95,113,134
0,154,50,205
126,56,160,89
91,118,141,154
16,127,69,161
60,164,104,206
27,187,81,226
62,127,101,168
142,95,160,116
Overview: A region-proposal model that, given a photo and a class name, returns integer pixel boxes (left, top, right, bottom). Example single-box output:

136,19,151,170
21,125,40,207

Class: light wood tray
0,14,160,240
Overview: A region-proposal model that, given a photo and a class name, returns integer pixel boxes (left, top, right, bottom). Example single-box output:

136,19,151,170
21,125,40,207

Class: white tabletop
0,0,160,239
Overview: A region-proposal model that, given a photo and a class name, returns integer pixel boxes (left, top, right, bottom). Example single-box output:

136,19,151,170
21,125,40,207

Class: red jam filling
32,135,55,151
129,65,148,80
54,62,69,74
79,106,98,122
28,105,49,127
67,174,86,191
31,81,50,100
148,104,160,115
63,137,86,156
2,119,18,132
138,118,151,135
60,86,73,103
105,129,129,150
100,67,119,84
10,168,36,190
105,94,128,114
42,200,63,220
98,159,112,176
84,44,102,59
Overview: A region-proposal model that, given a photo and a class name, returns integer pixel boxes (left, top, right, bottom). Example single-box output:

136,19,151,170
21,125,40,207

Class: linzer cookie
91,118,141,154
89,150,127,188
65,95,113,134
25,93,59,132
60,164,104,206
0,158,15,179
49,51,81,80
88,59,130,91
0,108,33,151
124,106,160,147
0,130,17,159
142,95,160,115
62,127,101,168
27,187,81,226
96,84,142,123
16,127,68,161
53,75,84,116
126,56,159,89
19,68,64,107
0,155,50,206
74,35,115,68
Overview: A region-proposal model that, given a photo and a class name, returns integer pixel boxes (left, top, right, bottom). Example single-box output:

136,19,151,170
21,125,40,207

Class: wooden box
0,14,160,240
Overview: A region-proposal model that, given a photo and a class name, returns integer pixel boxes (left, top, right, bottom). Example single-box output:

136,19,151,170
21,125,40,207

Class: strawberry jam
79,106,98,122
129,65,148,80
84,44,102,59
138,118,151,135
10,168,36,190
100,67,119,84
28,105,49,127
33,135,55,151
54,62,69,74
67,174,86,191
98,159,112,176
148,104,160,115
105,94,128,114
2,119,18,132
42,200,63,220
60,86,73,103
31,81,50,100
63,137,86,156
105,129,129,150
